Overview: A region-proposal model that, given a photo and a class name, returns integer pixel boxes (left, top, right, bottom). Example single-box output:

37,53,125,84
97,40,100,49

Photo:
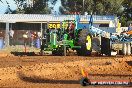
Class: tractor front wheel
52,46,66,56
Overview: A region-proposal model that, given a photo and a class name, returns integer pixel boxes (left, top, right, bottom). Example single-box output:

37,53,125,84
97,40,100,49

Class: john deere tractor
41,15,93,56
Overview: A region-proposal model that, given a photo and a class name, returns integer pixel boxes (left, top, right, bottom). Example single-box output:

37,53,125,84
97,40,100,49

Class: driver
68,21,75,39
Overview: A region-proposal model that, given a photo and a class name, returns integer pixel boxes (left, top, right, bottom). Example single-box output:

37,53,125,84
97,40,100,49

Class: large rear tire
101,37,111,56
76,29,92,56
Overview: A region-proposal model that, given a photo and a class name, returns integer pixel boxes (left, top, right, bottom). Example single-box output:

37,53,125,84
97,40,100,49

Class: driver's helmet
69,21,75,30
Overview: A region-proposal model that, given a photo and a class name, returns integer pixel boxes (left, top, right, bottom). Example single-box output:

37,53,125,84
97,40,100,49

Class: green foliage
117,0,132,26
61,0,124,15
120,16,127,26
61,0,84,14
24,0,47,14
13,0,27,13
13,0,48,14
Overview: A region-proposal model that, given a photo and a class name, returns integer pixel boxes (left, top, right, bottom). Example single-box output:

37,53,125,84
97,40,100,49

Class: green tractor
41,15,93,56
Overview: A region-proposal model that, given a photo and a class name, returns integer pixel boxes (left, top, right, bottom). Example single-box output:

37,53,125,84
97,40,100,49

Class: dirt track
0,53,132,88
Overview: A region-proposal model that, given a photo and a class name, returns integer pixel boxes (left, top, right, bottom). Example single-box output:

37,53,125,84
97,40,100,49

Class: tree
122,0,132,21
13,0,50,14
24,0,46,14
61,0,84,14
13,0,27,13
61,0,124,15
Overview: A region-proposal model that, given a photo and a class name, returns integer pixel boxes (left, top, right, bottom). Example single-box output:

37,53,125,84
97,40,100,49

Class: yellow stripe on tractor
86,35,91,50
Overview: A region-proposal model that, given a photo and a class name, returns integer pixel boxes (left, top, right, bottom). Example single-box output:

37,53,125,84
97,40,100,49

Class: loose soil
0,52,131,88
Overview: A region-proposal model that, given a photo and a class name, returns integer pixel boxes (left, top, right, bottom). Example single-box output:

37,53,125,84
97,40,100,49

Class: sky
48,0,62,15
0,0,17,14
0,0,61,14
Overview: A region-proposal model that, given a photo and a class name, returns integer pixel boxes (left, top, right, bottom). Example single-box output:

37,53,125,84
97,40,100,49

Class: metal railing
0,14,116,22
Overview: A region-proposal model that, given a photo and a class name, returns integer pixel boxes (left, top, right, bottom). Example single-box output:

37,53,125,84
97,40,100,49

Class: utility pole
5,22,10,47
40,23,43,45
93,0,96,14
75,1,77,12
83,0,85,14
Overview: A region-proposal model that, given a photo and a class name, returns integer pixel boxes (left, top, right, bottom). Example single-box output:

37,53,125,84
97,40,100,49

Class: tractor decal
86,35,91,50
48,23,61,29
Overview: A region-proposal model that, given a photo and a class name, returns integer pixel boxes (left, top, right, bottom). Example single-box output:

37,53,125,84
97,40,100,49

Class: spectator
9,29,14,38
9,29,14,46
128,23,132,31
37,32,41,38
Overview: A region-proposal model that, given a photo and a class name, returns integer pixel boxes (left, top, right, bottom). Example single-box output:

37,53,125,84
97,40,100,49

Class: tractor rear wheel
76,29,92,56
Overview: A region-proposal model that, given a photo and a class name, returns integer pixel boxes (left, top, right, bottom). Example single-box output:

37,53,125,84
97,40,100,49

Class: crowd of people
9,29,41,48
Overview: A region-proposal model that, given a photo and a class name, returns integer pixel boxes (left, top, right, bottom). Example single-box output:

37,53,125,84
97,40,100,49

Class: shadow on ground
11,52,36,56
17,72,79,84
17,72,132,87
126,61,132,66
